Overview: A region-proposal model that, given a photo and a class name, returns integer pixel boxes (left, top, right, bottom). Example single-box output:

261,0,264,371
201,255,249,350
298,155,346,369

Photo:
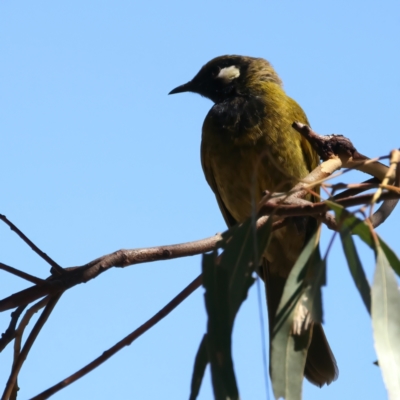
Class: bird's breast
208,95,267,137
202,96,302,223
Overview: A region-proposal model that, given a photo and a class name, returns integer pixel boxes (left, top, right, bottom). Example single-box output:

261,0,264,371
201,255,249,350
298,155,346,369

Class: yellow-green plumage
170,55,338,387
201,77,318,275
201,81,316,217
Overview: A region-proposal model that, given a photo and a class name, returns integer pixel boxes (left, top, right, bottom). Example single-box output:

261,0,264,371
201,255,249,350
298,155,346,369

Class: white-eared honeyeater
169,55,338,387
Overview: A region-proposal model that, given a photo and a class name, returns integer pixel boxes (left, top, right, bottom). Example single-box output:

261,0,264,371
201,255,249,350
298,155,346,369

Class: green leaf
379,240,400,277
327,201,374,247
220,219,257,322
189,335,209,400
339,228,371,314
202,251,237,400
372,245,400,400
220,217,273,322
303,250,325,325
198,216,273,400
271,230,320,400
328,201,400,277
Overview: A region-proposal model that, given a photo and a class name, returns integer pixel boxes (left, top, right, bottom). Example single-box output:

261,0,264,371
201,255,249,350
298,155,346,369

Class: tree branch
0,306,26,352
30,275,202,400
0,214,63,274
1,295,61,400
259,191,399,218
0,218,285,313
0,262,44,285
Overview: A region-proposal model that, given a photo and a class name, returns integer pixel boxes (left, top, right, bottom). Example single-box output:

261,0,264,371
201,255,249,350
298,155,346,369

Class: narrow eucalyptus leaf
379,239,400,277
202,252,238,400
329,201,400,278
339,228,371,314
201,215,273,400
215,216,273,324
271,230,320,400
303,256,326,324
328,201,374,247
372,246,400,400
189,335,209,400
223,219,256,321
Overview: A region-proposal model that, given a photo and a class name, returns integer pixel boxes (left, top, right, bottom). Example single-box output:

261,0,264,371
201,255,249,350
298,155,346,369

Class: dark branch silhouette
0,214,62,274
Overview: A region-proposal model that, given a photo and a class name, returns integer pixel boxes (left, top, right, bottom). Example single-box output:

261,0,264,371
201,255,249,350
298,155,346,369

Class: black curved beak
168,81,193,95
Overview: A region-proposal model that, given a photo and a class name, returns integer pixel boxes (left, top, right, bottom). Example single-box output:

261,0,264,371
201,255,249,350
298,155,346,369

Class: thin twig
293,122,394,181
331,178,379,199
2,294,62,400
370,199,399,228
293,122,359,160
0,263,44,285
259,191,399,218
371,150,400,205
8,298,50,400
13,298,51,363
0,214,63,274
319,212,339,231
370,150,400,227
30,276,202,400
0,306,27,352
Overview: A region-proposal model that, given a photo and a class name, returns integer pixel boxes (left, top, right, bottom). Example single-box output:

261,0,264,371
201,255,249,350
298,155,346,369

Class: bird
169,55,338,387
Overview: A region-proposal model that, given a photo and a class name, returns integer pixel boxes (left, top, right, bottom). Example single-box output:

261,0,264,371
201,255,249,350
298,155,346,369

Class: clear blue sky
1,1,399,399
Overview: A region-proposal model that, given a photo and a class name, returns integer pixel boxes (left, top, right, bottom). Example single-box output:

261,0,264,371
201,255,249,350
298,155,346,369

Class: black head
169,55,282,103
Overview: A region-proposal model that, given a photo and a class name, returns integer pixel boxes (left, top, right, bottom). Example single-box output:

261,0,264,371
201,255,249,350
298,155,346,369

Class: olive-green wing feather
201,140,237,228
287,97,320,173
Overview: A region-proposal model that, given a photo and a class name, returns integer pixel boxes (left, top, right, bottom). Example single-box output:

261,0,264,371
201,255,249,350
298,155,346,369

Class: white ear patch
217,65,240,81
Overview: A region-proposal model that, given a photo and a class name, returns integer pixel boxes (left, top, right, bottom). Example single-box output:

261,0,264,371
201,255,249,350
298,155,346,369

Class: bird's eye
211,66,221,78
